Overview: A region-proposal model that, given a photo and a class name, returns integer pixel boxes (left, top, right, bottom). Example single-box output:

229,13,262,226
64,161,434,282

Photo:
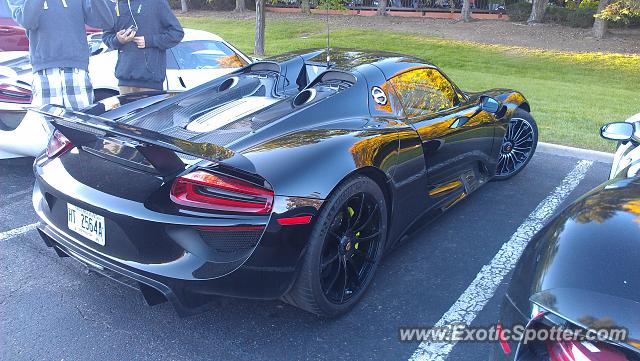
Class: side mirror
481,96,501,114
600,122,635,142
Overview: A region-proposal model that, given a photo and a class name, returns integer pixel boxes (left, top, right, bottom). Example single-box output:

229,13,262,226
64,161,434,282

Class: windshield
171,40,248,70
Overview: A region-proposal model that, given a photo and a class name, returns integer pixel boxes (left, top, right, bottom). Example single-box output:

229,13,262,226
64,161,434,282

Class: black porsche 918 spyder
31,49,538,317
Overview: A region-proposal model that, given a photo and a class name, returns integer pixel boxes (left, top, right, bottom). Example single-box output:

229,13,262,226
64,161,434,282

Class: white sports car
607,112,640,179
0,28,251,159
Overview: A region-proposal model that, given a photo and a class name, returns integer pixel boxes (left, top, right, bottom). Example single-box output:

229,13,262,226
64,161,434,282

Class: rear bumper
36,223,193,313
32,156,322,315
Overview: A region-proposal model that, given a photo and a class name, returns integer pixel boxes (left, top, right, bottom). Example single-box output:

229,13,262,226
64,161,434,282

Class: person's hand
116,28,136,44
133,36,146,49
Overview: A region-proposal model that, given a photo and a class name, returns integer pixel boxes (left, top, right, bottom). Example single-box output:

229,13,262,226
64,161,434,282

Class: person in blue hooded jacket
8,0,114,109
102,0,184,94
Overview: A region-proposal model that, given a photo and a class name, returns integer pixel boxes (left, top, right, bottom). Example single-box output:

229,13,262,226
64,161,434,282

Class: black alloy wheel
283,176,387,317
320,192,382,304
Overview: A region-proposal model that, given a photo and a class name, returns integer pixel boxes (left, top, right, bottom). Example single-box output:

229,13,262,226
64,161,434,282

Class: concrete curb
537,142,614,163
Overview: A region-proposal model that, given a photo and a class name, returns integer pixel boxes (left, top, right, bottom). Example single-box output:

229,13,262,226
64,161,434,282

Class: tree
528,0,549,23
593,0,612,38
235,0,247,12
255,0,266,57
377,0,388,16
180,0,188,12
597,0,640,24
461,0,472,21
301,0,311,14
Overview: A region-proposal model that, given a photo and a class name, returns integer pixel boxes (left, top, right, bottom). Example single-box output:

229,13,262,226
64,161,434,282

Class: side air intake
293,89,317,107
218,77,239,92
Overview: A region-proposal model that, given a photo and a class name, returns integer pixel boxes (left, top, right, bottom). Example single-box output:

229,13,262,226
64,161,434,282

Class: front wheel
493,109,538,180
282,176,388,317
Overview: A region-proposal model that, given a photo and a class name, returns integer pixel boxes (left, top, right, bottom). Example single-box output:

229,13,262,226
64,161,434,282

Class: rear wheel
283,176,387,317
493,109,538,180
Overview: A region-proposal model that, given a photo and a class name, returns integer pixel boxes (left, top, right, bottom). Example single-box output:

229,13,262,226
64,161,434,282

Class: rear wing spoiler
32,104,235,173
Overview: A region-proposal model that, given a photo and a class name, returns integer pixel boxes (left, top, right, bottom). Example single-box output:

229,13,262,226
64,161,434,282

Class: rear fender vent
293,88,317,107
198,227,264,262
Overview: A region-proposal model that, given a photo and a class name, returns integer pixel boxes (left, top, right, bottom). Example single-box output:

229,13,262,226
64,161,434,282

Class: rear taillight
170,170,274,214
0,83,32,104
518,306,634,361
46,130,73,158
546,340,630,361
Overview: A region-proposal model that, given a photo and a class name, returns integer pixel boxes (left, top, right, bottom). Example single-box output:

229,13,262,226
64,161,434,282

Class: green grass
180,17,640,152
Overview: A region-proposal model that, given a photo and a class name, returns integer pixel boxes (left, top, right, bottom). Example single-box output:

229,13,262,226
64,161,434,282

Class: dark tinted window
171,40,248,70
389,68,457,118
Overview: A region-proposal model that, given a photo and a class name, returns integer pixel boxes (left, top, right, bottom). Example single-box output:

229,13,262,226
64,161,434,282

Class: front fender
487,89,530,114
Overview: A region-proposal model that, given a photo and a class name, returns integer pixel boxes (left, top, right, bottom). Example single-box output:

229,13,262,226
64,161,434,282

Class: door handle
178,76,186,88
450,116,469,129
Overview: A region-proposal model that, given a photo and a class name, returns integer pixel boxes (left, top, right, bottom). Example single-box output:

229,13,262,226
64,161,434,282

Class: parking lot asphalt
0,150,611,361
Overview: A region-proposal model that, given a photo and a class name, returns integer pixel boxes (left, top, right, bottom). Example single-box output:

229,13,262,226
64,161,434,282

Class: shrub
545,5,571,23
506,2,532,22
567,6,597,27
579,0,599,9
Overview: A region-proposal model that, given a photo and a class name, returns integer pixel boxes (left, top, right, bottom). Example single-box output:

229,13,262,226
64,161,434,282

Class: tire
282,176,388,317
94,89,119,102
493,109,538,180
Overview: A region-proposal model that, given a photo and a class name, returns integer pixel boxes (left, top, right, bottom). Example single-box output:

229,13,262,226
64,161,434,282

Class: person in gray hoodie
102,0,183,94
8,0,114,109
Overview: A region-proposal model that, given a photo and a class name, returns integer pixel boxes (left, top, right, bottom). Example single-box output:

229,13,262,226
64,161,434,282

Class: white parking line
409,160,594,361
0,223,39,242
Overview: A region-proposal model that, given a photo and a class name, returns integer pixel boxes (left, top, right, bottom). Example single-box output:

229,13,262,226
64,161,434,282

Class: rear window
171,40,248,70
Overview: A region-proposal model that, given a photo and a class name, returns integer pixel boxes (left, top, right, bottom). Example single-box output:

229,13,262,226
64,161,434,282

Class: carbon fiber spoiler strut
31,104,236,175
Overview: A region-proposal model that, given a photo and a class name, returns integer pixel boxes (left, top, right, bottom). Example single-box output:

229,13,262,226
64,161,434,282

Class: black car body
32,49,537,316
493,173,640,359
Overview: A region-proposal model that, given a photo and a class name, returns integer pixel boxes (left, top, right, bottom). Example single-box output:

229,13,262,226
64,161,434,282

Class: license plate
67,203,106,246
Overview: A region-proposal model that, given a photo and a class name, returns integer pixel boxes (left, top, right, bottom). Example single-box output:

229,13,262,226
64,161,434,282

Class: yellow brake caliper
347,206,360,250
